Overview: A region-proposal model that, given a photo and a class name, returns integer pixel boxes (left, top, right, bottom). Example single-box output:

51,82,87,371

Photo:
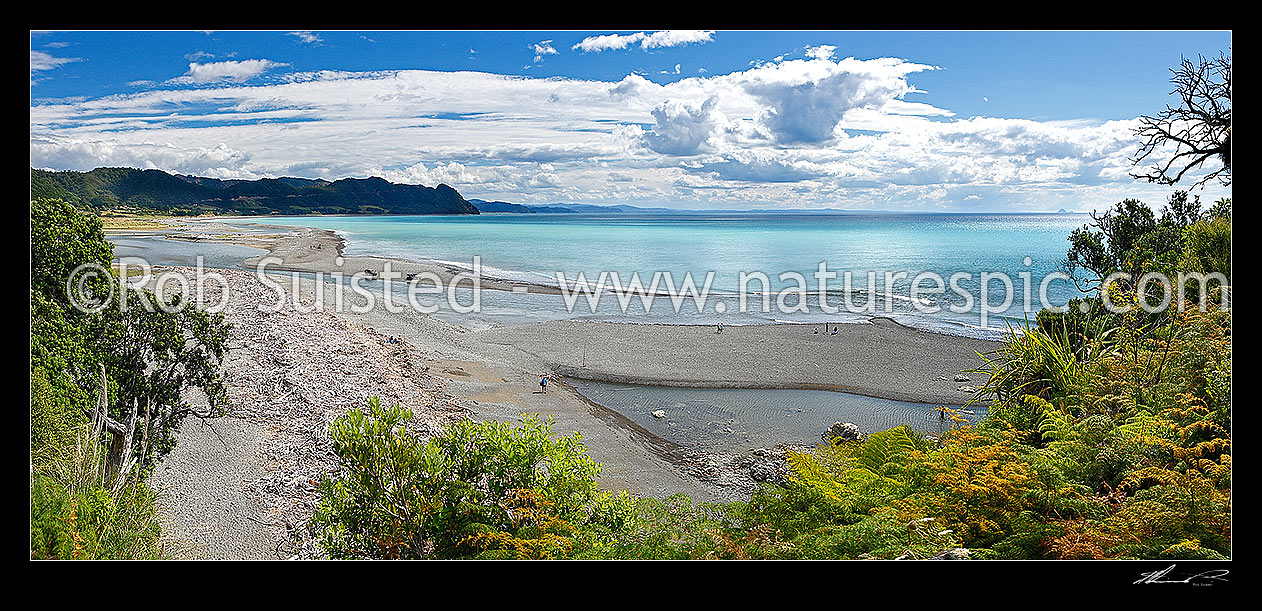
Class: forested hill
30,167,480,216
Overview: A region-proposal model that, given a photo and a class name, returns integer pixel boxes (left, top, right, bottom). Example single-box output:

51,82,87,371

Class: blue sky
30,30,1232,210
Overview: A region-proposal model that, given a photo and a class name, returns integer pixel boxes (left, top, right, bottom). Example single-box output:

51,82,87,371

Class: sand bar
478,318,1000,406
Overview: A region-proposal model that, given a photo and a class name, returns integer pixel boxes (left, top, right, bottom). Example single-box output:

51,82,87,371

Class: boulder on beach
823,421,865,444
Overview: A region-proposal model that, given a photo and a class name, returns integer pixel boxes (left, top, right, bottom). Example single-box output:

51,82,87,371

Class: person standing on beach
540,376,548,394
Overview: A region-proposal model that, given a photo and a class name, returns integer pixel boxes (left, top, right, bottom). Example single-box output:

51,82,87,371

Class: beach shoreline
204,216,572,295
124,217,1008,557
142,216,1004,406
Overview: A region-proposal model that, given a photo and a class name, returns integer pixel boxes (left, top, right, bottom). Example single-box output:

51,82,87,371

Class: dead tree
86,363,152,490
1131,53,1231,189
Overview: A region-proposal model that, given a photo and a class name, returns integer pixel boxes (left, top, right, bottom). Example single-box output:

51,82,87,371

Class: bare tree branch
1130,53,1231,189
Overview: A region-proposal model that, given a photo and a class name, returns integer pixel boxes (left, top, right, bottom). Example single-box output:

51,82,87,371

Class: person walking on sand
717,321,724,334
540,376,548,394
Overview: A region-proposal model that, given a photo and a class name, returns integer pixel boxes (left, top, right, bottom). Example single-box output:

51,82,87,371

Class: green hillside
30,167,479,216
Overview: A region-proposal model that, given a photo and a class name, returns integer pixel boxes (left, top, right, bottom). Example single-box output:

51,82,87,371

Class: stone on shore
822,421,865,444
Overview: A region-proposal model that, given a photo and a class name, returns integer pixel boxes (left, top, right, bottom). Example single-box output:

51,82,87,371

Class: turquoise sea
225,212,1092,338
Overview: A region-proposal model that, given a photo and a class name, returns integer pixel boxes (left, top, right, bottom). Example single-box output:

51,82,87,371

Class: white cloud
804,45,836,60
738,56,939,144
30,135,254,178
168,59,288,84
643,98,722,155
610,74,662,99
532,40,558,63
690,151,830,183
381,161,504,187
30,50,78,74
573,31,713,53
640,31,714,49
288,31,323,45
573,32,645,53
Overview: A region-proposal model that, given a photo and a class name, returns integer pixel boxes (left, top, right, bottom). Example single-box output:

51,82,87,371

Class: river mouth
567,379,987,453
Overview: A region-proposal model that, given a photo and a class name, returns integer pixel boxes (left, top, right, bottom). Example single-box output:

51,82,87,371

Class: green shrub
311,398,633,559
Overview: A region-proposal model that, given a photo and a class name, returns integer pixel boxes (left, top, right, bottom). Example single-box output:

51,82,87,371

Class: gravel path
150,417,280,559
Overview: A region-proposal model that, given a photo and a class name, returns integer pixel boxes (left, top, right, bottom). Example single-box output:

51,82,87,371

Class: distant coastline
31,167,479,216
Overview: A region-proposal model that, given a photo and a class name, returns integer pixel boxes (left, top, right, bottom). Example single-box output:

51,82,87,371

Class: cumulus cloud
622,55,945,155
738,56,938,144
380,161,507,187
30,136,254,178
641,31,714,49
610,74,662,99
573,31,713,53
804,45,836,60
643,97,722,155
689,151,830,182
572,33,639,53
168,59,288,85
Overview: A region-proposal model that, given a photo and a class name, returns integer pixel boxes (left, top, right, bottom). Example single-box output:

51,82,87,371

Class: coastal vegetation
310,400,636,559
30,198,231,559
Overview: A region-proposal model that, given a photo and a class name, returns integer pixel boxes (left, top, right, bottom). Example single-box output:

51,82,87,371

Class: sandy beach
480,319,998,405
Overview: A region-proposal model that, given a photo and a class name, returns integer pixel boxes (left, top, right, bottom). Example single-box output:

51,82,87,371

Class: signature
1135,564,1229,585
